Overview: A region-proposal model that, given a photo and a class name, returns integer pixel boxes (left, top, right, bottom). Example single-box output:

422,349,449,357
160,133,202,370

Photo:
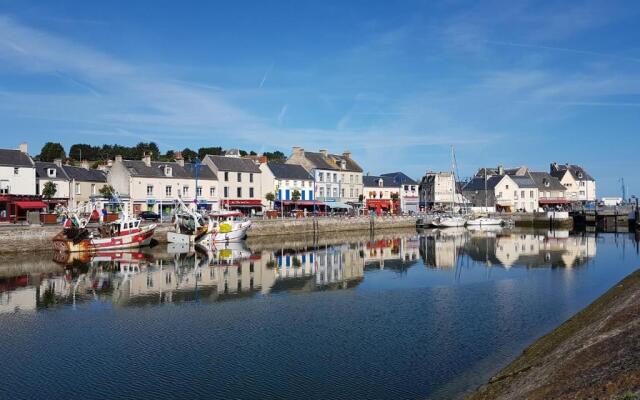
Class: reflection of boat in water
466,217,502,226
466,224,504,233
52,213,155,252
195,241,253,265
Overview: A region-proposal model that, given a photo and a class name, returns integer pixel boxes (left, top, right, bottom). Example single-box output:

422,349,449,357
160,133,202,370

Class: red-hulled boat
53,213,156,253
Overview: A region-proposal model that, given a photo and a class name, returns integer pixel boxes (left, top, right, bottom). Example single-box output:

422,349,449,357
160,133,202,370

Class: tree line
36,142,287,164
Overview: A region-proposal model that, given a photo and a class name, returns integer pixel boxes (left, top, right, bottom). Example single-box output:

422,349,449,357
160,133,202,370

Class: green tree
239,150,248,157
197,146,223,159
249,150,257,156
69,144,99,161
292,190,301,201
263,151,286,163
390,192,399,201
38,142,66,162
42,181,57,199
182,148,198,161
265,192,276,209
99,185,116,199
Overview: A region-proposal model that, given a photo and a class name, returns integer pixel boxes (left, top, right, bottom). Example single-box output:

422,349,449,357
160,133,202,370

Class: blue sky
0,0,639,196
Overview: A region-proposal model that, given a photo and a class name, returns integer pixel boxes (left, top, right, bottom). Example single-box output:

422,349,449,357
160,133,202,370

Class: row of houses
0,144,422,221
0,142,596,222
419,163,597,212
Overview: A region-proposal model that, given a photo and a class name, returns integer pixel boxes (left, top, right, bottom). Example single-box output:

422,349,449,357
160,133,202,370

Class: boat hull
467,217,502,226
53,225,156,253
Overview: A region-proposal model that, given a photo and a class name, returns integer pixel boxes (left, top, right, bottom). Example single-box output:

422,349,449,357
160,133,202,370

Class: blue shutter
301,191,306,200
285,190,290,200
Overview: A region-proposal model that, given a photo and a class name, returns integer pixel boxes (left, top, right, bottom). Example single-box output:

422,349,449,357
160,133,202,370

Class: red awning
539,199,570,205
221,200,263,206
15,201,47,209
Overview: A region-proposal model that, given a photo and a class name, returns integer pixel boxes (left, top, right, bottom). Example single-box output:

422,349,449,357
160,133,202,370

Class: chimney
292,146,304,157
174,151,185,166
115,155,123,163
143,152,151,167
19,143,28,154
258,156,268,164
81,160,90,170
498,165,504,175
54,158,63,168
319,149,328,157
342,151,351,159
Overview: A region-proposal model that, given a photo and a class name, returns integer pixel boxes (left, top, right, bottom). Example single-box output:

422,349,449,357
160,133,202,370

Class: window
319,172,324,182
249,187,254,198
196,186,202,197
319,187,325,198
350,175,354,184
209,187,215,197
341,188,345,197
505,184,509,189
0,180,10,194
237,187,242,198
333,187,338,197
580,181,585,187
147,185,153,196
333,173,337,182
237,172,242,182
165,185,172,196
530,190,534,198
47,168,56,178
250,173,253,183
223,186,229,197
183,186,189,196
75,183,81,195
91,184,96,195
224,171,229,181
521,190,525,198
13,168,18,175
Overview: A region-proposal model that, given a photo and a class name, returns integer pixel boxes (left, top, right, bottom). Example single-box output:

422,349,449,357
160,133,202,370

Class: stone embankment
0,215,417,254
247,215,417,237
467,269,640,400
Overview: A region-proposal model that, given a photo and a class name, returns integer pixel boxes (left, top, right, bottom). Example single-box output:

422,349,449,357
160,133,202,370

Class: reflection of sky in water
0,229,639,400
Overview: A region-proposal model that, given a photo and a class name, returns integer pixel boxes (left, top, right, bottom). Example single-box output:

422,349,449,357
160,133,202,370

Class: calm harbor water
1,228,639,399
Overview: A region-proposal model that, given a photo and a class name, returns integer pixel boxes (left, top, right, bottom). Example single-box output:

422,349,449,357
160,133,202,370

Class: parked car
138,211,160,221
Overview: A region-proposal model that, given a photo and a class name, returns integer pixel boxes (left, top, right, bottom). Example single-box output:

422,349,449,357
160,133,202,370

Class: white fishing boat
208,210,252,243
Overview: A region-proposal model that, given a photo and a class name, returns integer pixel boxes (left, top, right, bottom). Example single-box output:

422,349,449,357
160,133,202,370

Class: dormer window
577,172,583,179
340,160,346,170
543,179,550,187
13,168,19,175
378,179,383,188
47,168,56,178
164,166,172,177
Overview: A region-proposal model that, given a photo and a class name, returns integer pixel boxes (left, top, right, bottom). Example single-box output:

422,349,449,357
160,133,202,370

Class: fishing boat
167,198,251,247
167,198,215,246
432,146,467,228
208,210,252,243
52,212,156,253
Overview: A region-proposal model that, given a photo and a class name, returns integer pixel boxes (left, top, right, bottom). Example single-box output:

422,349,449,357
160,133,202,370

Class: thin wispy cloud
259,63,274,88
485,40,640,63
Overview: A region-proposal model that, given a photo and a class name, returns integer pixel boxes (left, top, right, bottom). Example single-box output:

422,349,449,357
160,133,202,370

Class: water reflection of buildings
363,237,420,272
420,229,597,269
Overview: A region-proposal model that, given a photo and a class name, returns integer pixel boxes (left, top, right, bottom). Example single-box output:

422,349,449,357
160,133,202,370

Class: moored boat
52,213,156,253
433,215,467,227
466,216,503,226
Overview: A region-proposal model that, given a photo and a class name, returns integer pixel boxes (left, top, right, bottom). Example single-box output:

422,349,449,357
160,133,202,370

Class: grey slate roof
304,152,338,170
327,153,363,173
267,162,313,180
363,175,399,188
550,163,594,181
183,162,218,180
463,175,504,191
62,165,107,182
509,176,538,189
0,149,34,168
528,172,565,191
35,161,69,181
122,160,218,180
380,172,418,185
205,155,261,173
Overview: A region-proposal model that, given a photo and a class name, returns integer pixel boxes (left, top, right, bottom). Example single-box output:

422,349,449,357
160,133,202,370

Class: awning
326,201,352,209
276,200,326,207
15,201,47,209
539,198,570,205
222,199,262,206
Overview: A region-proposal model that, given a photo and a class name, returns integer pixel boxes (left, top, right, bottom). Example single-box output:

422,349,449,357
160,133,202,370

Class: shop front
0,195,47,223
221,199,263,215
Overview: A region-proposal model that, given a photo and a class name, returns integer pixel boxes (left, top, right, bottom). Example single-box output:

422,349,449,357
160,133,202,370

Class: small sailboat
467,164,502,227
433,146,467,228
